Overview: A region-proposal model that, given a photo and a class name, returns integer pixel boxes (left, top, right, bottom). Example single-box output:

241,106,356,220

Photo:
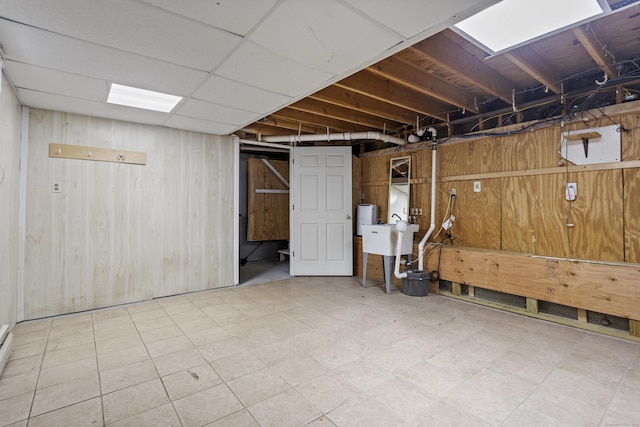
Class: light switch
473,181,481,192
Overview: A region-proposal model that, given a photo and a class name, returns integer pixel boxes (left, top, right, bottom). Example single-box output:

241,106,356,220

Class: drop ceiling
0,0,500,136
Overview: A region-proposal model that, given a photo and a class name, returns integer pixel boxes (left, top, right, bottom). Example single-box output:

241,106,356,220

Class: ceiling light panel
345,0,500,39
0,20,208,95
193,75,290,114
454,0,606,53
107,84,182,113
139,0,279,37
215,41,334,98
0,0,241,71
249,0,402,75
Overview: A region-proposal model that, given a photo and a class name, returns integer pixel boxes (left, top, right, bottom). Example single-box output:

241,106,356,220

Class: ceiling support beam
503,47,563,94
573,23,617,79
336,69,450,121
309,86,417,125
409,31,513,104
368,56,479,113
288,98,403,130
271,108,373,133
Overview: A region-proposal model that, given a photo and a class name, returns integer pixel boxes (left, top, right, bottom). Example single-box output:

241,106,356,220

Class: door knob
346,214,351,219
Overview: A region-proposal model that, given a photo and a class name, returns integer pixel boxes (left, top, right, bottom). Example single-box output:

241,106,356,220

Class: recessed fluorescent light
454,0,607,54
107,83,182,113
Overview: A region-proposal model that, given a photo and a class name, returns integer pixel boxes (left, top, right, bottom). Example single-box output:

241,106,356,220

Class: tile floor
1,276,640,427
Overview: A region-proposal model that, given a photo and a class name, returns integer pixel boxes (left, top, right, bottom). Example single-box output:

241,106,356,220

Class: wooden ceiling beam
573,23,617,79
254,117,325,134
410,31,513,104
271,108,374,133
368,56,479,113
503,47,563,94
309,86,417,125
335,69,450,121
288,98,404,131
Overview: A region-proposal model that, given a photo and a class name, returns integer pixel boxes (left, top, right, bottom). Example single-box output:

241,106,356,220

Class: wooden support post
630,320,640,338
577,309,588,322
468,285,475,297
526,298,539,314
451,282,462,296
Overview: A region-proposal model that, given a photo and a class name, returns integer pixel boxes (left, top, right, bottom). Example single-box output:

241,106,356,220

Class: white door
290,146,353,276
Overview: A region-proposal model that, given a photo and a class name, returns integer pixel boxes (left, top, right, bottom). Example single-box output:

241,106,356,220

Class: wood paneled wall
358,102,640,263
0,76,23,327
24,109,236,319
247,158,289,241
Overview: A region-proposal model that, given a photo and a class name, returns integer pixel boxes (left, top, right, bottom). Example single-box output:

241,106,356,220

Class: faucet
392,213,401,222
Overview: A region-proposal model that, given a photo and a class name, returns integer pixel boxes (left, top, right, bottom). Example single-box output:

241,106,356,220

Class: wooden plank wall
358,102,640,264
0,76,23,327
247,158,289,241
24,109,236,319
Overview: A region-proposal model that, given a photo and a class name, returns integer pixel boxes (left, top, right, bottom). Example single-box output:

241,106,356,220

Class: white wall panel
24,109,235,319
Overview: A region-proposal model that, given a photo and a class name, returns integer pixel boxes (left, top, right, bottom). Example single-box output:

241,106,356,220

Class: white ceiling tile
215,41,334,98
0,19,208,95
0,0,241,71
176,99,256,125
139,0,279,37
18,89,168,125
163,115,238,135
249,0,402,75
193,75,291,114
344,0,499,39
5,61,108,101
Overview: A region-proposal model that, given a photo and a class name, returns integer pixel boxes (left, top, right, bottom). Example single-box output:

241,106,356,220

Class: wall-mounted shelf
49,143,146,165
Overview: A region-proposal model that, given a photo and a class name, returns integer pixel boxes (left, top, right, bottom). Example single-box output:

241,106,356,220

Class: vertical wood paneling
247,158,289,241
24,110,236,319
624,169,640,263
501,127,560,171
0,77,23,326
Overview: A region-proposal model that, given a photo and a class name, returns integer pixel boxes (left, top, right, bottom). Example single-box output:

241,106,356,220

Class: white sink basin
361,223,419,256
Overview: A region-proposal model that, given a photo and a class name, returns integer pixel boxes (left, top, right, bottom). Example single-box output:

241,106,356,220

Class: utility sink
361,223,419,256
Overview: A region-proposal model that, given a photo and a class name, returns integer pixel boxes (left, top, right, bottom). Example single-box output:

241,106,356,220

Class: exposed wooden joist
573,23,617,79
410,31,513,104
335,69,450,121
288,98,403,131
368,56,479,113
272,107,373,133
503,47,563,94
309,86,417,125
250,117,325,134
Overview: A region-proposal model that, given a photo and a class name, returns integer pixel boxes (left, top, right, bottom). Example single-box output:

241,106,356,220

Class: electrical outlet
566,182,577,201
360,192,365,200
473,181,481,192
450,188,456,197
418,208,423,215
52,181,62,193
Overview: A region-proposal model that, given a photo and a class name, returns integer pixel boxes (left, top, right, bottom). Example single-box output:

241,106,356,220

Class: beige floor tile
199,337,247,362
0,354,42,379
178,318,220,336
96,334,143,356
248,388,322,427
250,341,305,366
227,367,290,406
309,345,361,370
134,315,176,332
97,345,150,372
542,366,618,408
92,306,130,322
368,376,438,420
173,384,243,427
305,415,337,426
608,370,640,420
28,397,102,427
0,392,34,426
145,335,193,358
102,378,169,424
100,359,159,394
162,363,222,401
271,355,328,387
205,409,259,427
406,400,491,427
108,402,180,427
295,372,362,413
12,319,51,334
126,301,162,314
332,359,394,392
152,347,207,377
37,356,97,389
93,314,135,332
629,355,640,374
364,346,423,374
94,324,139,342
139,324,183,344
599,410,640,427
49,320,93,340
170,308,209,324
129,308,166,323
505,384,605,426
211,350,266,381
185,327,231,348
488,350,556,384
9,340,47,361
0,372,38,400
326,394,404,427
45,331,95,353
10,328,49,347
31,374,100,417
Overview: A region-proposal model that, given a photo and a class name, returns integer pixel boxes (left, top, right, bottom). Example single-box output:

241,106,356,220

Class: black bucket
402,270,430,297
